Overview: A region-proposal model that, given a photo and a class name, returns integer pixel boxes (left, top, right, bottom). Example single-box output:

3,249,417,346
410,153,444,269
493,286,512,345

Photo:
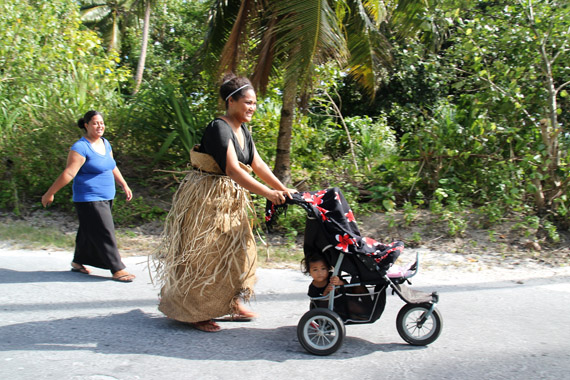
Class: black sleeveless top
199,118,254,173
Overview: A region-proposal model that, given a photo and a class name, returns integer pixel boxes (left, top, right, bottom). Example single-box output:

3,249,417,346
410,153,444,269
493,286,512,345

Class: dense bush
0,0,568,244
0,0,129,212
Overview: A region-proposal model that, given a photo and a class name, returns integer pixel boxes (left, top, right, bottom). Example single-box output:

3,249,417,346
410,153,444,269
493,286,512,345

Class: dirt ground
358,209,570,267
1,207,568,269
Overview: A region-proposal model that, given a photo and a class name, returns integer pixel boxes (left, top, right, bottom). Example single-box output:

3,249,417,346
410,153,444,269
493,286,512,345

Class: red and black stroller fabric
265,188,404,275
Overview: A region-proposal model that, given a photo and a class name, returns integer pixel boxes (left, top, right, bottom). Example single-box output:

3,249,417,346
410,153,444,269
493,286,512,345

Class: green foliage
122,80,211,166
1,0,568,255
128,0,210,84
442,0,569,214
541,220,560,243
79,0,138,53
351,115,397,172
402,201,418,226
429,188,468,237
409,231,422,245
112,196,166,227
0,0,129,210
250,92,286,166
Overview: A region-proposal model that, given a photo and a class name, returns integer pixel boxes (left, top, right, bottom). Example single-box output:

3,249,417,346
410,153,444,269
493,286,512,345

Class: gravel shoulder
1,208,569,282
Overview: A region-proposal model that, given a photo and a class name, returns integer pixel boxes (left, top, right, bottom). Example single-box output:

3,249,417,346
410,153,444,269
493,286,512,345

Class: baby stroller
266,188,442,356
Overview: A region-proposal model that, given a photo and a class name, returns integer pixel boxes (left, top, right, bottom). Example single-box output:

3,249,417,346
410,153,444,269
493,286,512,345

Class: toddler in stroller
303,252,372,320
266,187,442,355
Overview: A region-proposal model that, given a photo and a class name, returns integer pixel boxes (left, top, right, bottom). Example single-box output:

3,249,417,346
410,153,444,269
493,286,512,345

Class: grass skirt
151,169,257,323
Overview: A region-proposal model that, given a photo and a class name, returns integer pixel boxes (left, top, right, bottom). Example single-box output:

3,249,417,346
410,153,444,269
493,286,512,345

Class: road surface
1,248,569,380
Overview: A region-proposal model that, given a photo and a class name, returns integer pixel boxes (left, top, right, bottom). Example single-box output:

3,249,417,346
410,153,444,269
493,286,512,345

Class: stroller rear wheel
297,308,346,355
396,303,442,346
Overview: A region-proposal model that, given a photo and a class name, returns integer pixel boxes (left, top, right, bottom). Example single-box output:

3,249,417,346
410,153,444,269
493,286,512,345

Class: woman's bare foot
191,320,221,332
232,301,257,320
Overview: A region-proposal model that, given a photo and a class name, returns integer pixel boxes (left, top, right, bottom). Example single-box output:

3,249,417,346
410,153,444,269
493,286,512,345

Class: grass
0,221,75,250
256,242,304,269
0,221,305,266
0,221,158,255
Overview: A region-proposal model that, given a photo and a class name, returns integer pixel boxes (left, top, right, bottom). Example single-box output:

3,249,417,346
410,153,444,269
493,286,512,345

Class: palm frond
80,5,112,23
250,17,278,93
272,0,347,86
389,0,431,39
203,0,244,75
79,0,109,8
344,0,393,94
218,0,256,76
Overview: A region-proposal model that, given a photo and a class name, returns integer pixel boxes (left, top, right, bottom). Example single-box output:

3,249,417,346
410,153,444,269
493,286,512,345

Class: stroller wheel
297,308,345,355
396,303,443,346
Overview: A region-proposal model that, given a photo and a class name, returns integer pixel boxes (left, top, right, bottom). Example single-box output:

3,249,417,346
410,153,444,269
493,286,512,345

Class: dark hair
301,253,331,275
77,110,103,130
219,73,253,107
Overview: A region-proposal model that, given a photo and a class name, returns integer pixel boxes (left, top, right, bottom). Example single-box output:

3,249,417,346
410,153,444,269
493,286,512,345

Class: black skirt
73,200,125,273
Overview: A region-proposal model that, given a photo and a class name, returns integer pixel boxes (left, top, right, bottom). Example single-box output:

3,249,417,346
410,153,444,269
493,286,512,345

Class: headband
225,84,251,102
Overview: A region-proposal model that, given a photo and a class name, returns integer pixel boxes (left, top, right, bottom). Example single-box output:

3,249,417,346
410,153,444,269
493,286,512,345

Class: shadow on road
0,268,110,284
0,309,421,361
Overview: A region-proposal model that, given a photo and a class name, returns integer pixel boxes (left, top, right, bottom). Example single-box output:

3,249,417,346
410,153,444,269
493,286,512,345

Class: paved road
1,248,570,380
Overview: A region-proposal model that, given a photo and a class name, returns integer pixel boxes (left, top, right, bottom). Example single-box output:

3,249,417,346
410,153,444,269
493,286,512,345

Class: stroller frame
297,216,443,356
265,187,443,355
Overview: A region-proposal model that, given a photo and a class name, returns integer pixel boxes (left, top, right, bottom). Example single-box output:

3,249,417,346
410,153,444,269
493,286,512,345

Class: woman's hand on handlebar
267,188,296,205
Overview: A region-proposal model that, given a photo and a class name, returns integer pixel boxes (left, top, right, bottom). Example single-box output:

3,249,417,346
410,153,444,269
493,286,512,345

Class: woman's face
85,114,105,139
229,88,257,123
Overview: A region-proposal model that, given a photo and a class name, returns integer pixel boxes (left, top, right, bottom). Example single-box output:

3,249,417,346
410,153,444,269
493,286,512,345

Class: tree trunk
133,1,151,95
273,76,297,185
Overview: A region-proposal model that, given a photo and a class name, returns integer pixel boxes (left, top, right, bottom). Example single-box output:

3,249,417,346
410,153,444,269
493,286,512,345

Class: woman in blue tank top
41,110,135,282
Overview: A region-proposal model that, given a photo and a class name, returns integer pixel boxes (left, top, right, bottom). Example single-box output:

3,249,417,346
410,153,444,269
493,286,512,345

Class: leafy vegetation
0,0,568,252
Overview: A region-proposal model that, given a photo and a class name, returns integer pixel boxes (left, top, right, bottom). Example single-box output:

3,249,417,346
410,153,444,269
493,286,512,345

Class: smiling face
84,114,105,139
228,88,257,123
309,260,330,287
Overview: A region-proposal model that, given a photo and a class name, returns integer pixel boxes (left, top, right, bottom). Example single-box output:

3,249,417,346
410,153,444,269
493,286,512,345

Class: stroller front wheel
297,308,346,355
396,303,443,346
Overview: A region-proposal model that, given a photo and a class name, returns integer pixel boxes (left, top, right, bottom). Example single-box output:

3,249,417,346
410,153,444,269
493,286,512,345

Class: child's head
302,253,331,282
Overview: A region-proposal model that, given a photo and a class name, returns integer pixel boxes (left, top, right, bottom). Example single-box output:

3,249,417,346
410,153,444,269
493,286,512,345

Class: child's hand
330,276,344,286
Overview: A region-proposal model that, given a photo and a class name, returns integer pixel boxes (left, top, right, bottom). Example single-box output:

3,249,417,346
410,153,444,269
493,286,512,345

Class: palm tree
79,0,137,52
132,0,153,94
204,0,432,184
79,0,154,94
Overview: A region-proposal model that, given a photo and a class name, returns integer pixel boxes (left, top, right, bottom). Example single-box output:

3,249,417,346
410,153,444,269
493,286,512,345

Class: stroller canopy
265,188,403,272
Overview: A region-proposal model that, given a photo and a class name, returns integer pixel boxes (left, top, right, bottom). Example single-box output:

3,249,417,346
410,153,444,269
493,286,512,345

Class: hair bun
221,73,237,85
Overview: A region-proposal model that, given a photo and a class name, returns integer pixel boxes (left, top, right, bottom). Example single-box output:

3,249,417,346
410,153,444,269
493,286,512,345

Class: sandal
112,270,136,282
191,320,221,332
214,312,255,322
70,263,91,274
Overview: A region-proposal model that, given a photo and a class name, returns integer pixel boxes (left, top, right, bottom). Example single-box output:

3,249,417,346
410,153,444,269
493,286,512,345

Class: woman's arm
41,150,86,207
112,167,133,201
224,141,294,205
250,147,291,191
110,151,132,201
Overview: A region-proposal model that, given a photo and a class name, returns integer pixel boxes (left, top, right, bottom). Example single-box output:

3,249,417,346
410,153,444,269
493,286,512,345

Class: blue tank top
70,137,117,202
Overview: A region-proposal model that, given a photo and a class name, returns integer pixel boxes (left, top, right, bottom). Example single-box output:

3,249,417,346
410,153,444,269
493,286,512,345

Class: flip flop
70,264,90,274
191,320,221,332
214,314,254,322
112,273,135,282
